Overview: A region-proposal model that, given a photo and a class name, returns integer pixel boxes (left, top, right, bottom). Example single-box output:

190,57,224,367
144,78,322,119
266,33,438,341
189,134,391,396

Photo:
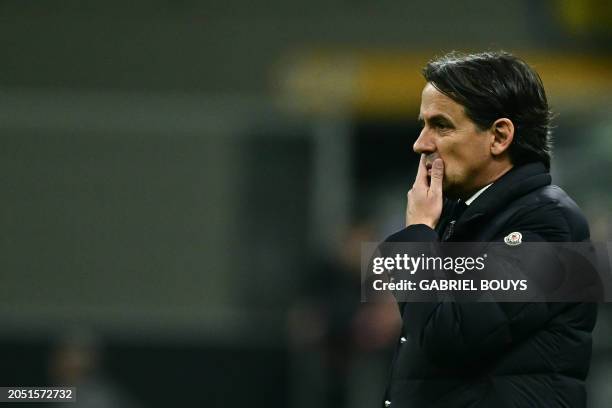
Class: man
381,52,597,407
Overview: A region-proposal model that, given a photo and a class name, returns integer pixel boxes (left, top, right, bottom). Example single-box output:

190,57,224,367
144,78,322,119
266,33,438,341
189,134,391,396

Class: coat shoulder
505,184,590,242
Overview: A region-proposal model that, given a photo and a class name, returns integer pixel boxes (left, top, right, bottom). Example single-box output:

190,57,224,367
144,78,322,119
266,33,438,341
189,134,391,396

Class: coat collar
450,162,551,230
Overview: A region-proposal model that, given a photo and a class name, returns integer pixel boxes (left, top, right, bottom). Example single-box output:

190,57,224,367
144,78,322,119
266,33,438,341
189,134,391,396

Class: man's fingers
429,158,444,194
414,154,428,187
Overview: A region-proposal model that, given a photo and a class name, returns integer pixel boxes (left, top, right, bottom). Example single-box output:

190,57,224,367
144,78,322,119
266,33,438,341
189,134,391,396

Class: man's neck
460,164,514,202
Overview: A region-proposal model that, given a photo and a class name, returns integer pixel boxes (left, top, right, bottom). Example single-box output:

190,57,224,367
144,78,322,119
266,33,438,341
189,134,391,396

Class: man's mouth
426,162,433,175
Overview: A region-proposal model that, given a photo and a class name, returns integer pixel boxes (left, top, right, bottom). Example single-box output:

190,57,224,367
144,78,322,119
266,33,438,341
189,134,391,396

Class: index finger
414,154,428,187
428,158,444,195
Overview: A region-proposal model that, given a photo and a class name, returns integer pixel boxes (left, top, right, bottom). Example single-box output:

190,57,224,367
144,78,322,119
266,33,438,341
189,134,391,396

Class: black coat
382,162,598,407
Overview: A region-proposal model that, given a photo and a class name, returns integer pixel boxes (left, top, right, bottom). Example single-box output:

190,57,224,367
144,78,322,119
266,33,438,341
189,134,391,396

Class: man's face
414,83,493,199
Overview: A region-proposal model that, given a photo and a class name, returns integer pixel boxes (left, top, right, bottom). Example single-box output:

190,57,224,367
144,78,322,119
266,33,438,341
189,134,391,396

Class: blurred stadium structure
0,1,611,407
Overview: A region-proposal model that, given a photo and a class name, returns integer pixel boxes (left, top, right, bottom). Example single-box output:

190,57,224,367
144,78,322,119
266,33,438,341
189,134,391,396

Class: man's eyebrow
418,114,454,125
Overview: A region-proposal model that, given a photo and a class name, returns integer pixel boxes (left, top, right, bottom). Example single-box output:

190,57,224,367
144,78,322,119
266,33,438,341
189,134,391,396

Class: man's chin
428,176,462,200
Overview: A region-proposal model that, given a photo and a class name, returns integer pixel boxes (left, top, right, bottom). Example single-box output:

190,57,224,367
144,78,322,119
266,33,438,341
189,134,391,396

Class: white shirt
464,183,493,206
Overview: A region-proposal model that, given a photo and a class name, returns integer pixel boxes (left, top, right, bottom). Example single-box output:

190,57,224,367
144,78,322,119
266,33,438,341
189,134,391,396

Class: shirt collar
464,183,493,206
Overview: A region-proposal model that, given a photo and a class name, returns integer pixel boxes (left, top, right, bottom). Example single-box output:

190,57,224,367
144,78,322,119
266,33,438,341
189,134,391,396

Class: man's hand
405,155,444,228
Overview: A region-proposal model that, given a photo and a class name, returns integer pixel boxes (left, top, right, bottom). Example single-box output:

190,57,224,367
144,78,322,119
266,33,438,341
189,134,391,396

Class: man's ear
490,118,514,156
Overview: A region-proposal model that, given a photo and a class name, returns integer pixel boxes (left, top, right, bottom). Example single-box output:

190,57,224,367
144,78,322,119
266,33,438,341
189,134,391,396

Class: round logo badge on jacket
504,231,522,246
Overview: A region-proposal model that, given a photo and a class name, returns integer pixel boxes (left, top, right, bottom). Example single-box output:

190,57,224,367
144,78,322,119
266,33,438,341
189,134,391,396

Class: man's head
414,51,552,199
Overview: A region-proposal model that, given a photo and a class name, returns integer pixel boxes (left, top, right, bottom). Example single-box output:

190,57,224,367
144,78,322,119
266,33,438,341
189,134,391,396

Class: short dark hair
423,51,552,169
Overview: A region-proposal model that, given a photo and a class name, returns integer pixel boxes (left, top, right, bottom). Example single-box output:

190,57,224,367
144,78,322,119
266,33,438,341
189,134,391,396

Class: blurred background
0,0,611,407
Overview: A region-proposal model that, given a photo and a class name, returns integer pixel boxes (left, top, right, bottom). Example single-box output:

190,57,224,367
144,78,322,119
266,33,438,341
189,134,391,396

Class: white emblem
504,232,522,246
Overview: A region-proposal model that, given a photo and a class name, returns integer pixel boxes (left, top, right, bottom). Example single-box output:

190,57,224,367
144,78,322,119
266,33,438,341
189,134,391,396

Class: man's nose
413,129,435,154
